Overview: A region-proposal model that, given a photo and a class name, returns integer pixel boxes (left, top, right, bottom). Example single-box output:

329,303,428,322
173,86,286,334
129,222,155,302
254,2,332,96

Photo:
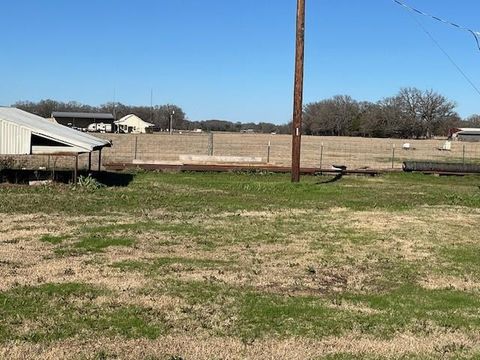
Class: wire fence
2,133,480,172
97,133,480,170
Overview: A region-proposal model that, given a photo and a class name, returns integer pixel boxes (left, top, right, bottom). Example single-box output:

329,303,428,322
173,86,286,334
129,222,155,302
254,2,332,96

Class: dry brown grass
2,331,478,359
2,205,477,294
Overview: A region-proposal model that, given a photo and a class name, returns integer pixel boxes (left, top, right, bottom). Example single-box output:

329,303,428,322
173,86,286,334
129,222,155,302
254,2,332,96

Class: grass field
1,171,480,359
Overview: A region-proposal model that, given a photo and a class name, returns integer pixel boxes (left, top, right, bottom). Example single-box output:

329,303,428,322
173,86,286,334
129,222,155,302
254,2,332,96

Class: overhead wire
393,0,480,50
393,0,480,98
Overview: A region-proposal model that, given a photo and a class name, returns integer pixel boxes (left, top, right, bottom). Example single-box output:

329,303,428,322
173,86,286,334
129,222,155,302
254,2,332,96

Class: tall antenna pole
150,89,153,123
291,0,306,183
113,88,117,120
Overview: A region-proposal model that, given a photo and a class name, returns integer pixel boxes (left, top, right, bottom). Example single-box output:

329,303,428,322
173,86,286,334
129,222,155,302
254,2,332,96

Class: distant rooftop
51,111,114,120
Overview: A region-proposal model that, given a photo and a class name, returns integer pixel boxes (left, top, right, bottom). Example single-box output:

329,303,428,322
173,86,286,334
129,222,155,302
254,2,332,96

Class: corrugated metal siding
457,134,480,142
0,119,31,154
0,107,110,153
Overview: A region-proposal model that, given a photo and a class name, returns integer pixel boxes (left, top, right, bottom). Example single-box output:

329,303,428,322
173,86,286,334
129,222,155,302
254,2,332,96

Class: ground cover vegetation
1,171,480,359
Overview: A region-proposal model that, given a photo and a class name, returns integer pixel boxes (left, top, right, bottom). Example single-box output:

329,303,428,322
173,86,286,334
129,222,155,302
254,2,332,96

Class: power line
394,0,480,99
393,0,480,50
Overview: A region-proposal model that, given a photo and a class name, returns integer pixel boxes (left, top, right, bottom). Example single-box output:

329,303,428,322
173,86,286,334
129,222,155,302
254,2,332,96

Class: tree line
303,88,477,139
13,99,288,133
13,100,187,131
12,87,480,138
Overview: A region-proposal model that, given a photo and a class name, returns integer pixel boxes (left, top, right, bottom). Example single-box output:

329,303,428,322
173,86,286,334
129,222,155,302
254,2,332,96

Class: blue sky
1,0,479,123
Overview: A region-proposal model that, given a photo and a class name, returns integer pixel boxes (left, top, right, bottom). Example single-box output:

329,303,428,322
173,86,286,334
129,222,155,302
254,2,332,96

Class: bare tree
465,114,480,127
417,89,457,138
379,88,458,138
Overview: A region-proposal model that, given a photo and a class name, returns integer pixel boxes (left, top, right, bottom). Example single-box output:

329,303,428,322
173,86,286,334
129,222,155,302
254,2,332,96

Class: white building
115,114,154,134
450,128,480,142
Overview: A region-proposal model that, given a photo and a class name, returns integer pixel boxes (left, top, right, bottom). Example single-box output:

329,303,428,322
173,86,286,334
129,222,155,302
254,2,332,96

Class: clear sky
1,0,479,123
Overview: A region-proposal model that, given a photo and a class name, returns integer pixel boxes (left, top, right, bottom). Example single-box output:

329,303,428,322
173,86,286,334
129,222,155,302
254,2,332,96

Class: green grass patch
238,291,353,338
82,221,165,236
39,234,70,245
53,235,135,256
438,244,480,278
0,283,166,342
339,285,480,335
74,235,135,253
151,277,480,340
1,172,480,215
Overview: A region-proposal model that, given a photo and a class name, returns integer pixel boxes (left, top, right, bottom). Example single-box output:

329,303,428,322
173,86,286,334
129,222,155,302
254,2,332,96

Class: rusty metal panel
0,119,31,155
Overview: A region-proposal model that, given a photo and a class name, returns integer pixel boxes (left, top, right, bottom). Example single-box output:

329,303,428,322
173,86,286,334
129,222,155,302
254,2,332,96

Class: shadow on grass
316,172,344,184
0,170,134,187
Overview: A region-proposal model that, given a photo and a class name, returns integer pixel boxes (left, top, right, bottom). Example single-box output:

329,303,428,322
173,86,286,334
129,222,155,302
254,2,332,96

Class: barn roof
451,128,480,133
51,111,114,120
0,107,111,154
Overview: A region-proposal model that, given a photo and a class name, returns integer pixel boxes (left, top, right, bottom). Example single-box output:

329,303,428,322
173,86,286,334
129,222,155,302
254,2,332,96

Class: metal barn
0,107,111,177
450,128,480,142
51,111,114,131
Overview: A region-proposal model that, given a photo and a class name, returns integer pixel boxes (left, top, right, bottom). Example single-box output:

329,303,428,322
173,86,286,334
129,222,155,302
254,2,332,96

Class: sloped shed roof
457,128,480,133
0,107,111,155
52,111,114,120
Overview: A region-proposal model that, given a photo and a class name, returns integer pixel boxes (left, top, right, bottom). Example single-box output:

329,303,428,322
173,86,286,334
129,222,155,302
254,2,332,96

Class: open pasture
1,171,480,359
96,133,480,170
7,133,480,172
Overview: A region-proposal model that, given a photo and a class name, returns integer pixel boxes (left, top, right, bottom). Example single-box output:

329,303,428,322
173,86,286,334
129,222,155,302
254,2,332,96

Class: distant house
449,128,480,142
51,111,115,132
114,114,154,134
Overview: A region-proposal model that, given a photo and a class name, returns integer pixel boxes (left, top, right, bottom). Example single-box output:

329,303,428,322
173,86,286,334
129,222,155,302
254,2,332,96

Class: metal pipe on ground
403,161,480,174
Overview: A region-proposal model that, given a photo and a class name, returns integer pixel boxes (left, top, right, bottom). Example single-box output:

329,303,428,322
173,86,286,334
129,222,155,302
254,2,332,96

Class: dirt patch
420,274,480,291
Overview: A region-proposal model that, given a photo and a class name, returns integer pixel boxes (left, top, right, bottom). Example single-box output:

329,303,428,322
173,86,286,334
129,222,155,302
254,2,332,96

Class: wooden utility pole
291,0,306,182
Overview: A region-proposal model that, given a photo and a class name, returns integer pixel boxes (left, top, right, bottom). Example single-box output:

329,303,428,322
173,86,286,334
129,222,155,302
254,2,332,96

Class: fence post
267,141,271,163
73,154,78,185
208,132,214,156
391,144,396,169
319,142,324,172
134,136,138,160
463,144,466,166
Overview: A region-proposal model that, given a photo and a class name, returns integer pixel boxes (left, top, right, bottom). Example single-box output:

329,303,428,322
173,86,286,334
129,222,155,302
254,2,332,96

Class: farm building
0,107,111,173
114,114,154,134
450,128,480,142
51,111,115,132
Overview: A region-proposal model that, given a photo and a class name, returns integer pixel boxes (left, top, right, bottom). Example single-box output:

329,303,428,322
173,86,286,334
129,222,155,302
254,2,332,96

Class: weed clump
75,175,105,190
